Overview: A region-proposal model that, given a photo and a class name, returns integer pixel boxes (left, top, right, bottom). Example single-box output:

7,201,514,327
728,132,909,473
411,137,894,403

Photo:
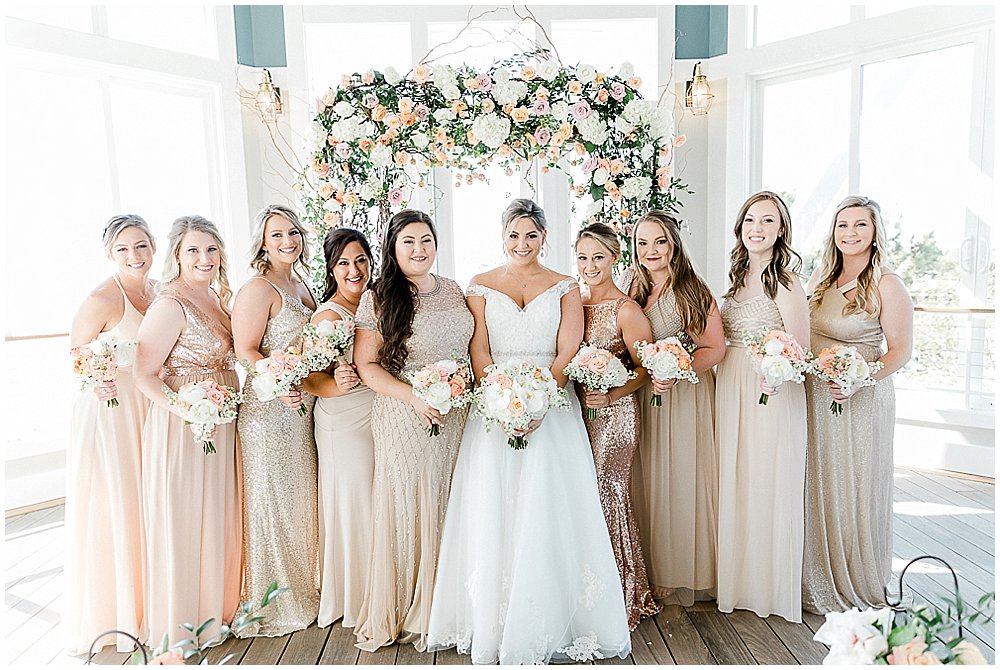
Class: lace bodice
720,294,785,347
467,278,578,368
155,285,236,376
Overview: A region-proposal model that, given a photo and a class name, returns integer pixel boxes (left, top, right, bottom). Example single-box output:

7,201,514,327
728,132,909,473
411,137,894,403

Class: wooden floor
5,467,994,665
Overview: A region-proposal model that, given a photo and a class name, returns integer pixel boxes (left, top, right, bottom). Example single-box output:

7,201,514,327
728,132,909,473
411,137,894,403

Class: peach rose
481,99,496,114
343,192,360,206
953,640,987,665
398,97,414,114
361,70,375,84
568,80,583,95
385,114,402,129
628,76,642,89
319,88,337,108
448,377,466,397
266,359,285,376
317,183,335,200
323,212,340,226
312,161,331,178
674,134,687,147
511,107,530,123
148,649,184,665
205,387,226,406
521,66,536,80
509,397,526,416
371,104,387,122
413,64,431,83
597,88,610,103
887,638,940,665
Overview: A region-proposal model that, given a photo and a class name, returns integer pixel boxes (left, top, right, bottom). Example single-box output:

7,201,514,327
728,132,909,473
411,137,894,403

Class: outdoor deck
5,467,994,665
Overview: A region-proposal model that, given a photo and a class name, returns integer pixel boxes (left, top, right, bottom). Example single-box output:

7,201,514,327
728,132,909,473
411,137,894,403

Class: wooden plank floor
5,467,994,665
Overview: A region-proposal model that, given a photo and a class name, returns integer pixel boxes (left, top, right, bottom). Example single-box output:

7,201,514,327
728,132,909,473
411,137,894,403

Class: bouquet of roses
474,358,571,450
407,358,473,436
300,318,355,372
810,345,885,416
70,332,137,407
163,380,243,454
563,344,637,419
246,346,312,416
741,327,810,405
634,337,699,407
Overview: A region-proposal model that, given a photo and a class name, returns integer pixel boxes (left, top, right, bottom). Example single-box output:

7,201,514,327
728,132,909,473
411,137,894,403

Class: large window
751,5,851,46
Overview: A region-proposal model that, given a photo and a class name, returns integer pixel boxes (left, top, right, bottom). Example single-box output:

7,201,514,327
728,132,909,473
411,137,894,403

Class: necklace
505,266,542,288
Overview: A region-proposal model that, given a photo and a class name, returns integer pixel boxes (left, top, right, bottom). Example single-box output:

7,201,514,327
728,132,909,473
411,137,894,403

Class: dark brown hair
320,227,374,303
723,191,802,301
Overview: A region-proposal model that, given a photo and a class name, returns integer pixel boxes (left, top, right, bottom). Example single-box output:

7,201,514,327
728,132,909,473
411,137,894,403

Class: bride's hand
410,396,443,430
584,390,611,409
512,418,543,437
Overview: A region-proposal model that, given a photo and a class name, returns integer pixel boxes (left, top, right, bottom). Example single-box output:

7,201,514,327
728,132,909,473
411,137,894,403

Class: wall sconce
684,61,714,116
255,68,283,120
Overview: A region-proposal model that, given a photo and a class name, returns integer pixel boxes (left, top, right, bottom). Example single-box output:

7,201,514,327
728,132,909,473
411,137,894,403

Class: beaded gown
623,271,719,606
64,277,149,653
141,285,242,645
802,279,894,614
313,301,375,628
353,275,474,652
235,277,319,636
579,297,660,630
426,279,631,664
716,294,806,623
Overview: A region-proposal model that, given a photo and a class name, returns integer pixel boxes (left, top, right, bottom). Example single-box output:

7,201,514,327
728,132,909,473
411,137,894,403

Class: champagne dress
580,297,660,630
802,279,895,614
314,301,375,628
716,294,806,623
633,284,719,605
353,275,474,652
141,286,242,645
235,277,319,636
64,277,149,653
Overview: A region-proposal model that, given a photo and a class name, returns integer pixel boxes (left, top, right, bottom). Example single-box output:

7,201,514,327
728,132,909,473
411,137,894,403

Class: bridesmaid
353,210,474,652
574,223,660,630
623,211,725,605
134,215,242,645
232,204,319,636
802,196,913,614
65,214,156,653
715,191,810,623
301,228,375,629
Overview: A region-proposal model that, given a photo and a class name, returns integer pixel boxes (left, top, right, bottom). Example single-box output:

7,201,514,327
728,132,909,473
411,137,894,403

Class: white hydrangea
411,132,430,149
369,143,392,168
623,99,653,125
323,198,342,212
537,59,560,82
584,198,605,217
613,116,634,135
359,180,380,202
648,106,675,143
333,101,355,118
383,66,402,85
616,61,634,79
576,63,597,84
440,84,461,101
434,108,456,123
640,143,654,161
550,100,570,121
576,114,608,145
492,80,528,107
432,64,457,88
620,175,652,200
329,116,365,142
471,112,512,149
493,68,511,83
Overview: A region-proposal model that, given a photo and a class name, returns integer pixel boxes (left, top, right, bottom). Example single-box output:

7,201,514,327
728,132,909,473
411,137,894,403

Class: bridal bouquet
474,358,570,450
634,337,699,407
741,327,810,405
246,346,311,416
810,345,884,416
407,358,473,436
70,333,137,407
300,318,355,371
563,345,636,419
163,380,242,454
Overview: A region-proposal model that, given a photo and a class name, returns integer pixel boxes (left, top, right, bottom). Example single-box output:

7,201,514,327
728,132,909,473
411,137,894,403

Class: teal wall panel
234,5,286,67
675,5,728,59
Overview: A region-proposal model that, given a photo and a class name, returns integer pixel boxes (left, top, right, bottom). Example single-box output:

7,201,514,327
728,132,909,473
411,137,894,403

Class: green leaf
887,623,918,648
180,622,195,632
195,617,216,637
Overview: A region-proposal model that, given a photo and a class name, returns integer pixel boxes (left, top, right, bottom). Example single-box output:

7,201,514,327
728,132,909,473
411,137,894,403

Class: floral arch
299,51,687,283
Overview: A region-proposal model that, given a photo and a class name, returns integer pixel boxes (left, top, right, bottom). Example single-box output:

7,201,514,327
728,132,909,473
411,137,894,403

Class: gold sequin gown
235,277,319,636
716,294,806,623
579,297,661,630
802,280,894,614
313,301,374,628
141,285,242,645
64,277,148,653
353,275,474,652
632,283,719,606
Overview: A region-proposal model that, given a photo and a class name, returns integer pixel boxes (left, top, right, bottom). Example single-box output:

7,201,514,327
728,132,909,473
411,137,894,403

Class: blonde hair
248,204,311,278
575,221,621,258
102,214,156,255
630,211,714,336
810,195,889,318
160,215,234,316
724,191,802,301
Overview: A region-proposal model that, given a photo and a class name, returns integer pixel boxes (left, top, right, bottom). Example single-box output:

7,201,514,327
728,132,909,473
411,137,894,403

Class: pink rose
476,74,493,92
388,188,404,206
319,88,337,108
533,127,551,145
148,649,184,665
414,103,430,119
335,143,351,160
532,98,550,115
588,357,608,374
205,387,226,406
361,70,375,84
284,353,302,369
582,156,598,173
267,359,285,376
610,81,626,101
571,101,592,121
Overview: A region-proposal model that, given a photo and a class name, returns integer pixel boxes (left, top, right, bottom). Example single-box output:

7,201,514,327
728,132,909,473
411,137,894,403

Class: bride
426,199,631,664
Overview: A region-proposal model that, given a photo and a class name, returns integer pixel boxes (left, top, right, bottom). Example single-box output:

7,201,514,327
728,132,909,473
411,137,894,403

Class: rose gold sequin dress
64,277,148,653
579,298,661,630
716,294,806,623
353,275,474,652
141,285,242,645
802,279,894,614
235,277,319,636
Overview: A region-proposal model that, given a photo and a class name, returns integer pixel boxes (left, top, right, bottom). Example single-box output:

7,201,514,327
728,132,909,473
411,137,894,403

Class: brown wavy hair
809,195,889,318
630,211,714,335
320,227,374,303
372,210,437,374
723,191,802,301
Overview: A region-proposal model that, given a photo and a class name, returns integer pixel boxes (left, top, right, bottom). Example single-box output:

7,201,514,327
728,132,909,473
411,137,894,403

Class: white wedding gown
426,278,631,664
